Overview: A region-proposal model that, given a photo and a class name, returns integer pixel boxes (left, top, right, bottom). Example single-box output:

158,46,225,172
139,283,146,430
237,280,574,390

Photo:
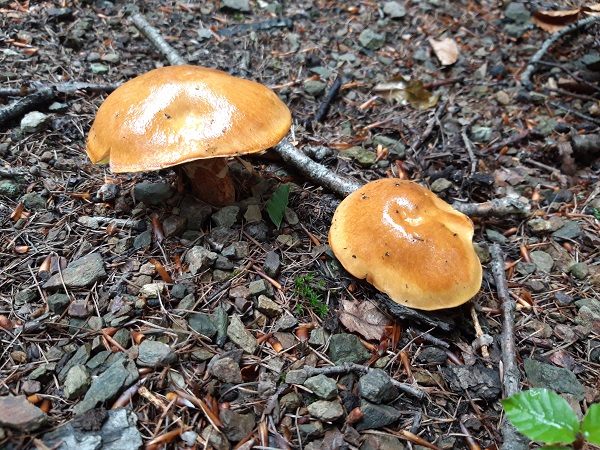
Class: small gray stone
358,369,398,404
329,334,370,364
304,375,338,400
227,315,258,353
43,253,106,290
221,0,250,12
263,251,281,277
530,251,554,273
197,28,213,40
74,360,138,415
63,365,91,400
309,328,327,346
524,359,585,400
179,195,213,231
249,279,271,296
200,426,230,450
214,255,234,270
505,2,531,24
221,241,249,260
485,229,507,244
133,230,152,249
552,221,581,240
355,400,401,431
219,409,255,442
137,340,177,367
101,53,119,63
416,347,448,365
209,357,242,383
304,80,327,97
443,364,501,401
170,284,188,299
528,218,554,234
275,315,297,331
358,29,385,50
257,295,283,317
244,204,262,223
188,313,218,338
307,399,344,421
0,179,20,199
20,111,49,133
212,206,240,228
43,407,142,450
185,246,218,275
0,395,48,432
59,345,91,382
134,182,174,205
360,434,405,450
570,263,589,280
47,293,71,314
516,261,536,276
343,146,376,166
280,392,303,410
90,63,109,74
470,126,492,142
382,1,406,18
430,178,452,193
284,207,299,225
575,298,600,335
285,369,308,385
20,192,46,210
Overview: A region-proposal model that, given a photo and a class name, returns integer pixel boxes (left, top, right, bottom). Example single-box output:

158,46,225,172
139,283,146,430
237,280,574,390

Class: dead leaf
373,75,439,110
532,9,581,33
338,299,390,341
428,38,459,65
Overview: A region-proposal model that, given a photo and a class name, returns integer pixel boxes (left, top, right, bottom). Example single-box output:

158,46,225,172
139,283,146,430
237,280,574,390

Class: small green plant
502,388,600,449
294,273,328,318
593,207,600,221
266,184,290,229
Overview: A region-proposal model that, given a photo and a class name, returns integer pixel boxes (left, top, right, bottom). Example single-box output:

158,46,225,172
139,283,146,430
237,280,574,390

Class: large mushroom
86,65,292,205
328,179,482,311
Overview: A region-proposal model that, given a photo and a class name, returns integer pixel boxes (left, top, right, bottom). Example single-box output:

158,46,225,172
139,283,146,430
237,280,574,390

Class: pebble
505,2,531,23
0,179,20,199
221,0,250,12
430,178,452,193
63,365,91,400
47,293,71,314
263,251,281,277
219,409,255,442
178,195,213,231
222,241,249,260
244,204,262,223
358,369,398,404
304,375,338,400
382,1,406,18
90,62,108,74
137,340,177,367
185,245,218,275
443,364,501,401
212,206,240,228
307,399,344,421
227,315,259,354
134,182,174,204
575,298,600,335
209,357,243,383
304,79,327,97
355,400,401,431
43,253,106,291
552,221,581,240
530,250,554,273
570,263,589,280
257,295,283,317
523,359,585,400
329,333,370,364
0,395,48,432
20,111,49,133
358,29,385,50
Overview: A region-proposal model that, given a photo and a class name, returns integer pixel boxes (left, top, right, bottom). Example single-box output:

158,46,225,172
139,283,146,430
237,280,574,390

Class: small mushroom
86,65,292,205
328,179,482,311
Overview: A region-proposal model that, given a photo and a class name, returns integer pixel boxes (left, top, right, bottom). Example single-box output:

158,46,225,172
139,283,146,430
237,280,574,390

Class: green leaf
542,446,571,450
501,389,580,445
582,403,600,444
266,184,291,229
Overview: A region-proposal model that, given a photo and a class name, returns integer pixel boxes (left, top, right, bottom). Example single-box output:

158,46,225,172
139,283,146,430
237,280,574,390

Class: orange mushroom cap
328,179,482,311
86,65,292,173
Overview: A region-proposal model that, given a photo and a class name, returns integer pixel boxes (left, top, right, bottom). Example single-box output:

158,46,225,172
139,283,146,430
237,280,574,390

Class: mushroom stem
181,158,235,206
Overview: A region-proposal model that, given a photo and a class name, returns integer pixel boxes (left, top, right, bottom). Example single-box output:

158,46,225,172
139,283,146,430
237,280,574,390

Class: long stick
490,244,528,450
130,13,187,66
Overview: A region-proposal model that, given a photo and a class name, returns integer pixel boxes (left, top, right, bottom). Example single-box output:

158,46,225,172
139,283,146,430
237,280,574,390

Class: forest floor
1,0,600,449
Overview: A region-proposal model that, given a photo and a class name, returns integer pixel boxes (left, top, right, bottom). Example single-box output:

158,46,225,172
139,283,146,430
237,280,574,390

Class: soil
1,0,600,449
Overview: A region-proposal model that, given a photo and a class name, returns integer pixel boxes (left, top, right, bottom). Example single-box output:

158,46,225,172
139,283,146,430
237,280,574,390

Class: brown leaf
373,75,439,110
532,9,581,33
428,37,459,65
338,299,391,341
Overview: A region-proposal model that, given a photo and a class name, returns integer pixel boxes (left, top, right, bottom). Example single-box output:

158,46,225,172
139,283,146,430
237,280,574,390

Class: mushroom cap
86,65,292,172
328,179,482,311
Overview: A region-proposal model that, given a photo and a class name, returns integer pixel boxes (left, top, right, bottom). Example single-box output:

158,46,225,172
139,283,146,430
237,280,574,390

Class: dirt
1,0,600,449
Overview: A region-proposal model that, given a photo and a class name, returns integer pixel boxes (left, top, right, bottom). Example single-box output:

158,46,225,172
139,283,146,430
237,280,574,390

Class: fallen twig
0,82,117,97
303,362,425,399
484,129,533,154
0,167,28,178
452,197,531,218
77,216,147,231
376,294,455,332
0,87,54,127
521,14,600,91
130,13,187,66
311,75,344,126
490,244,527,450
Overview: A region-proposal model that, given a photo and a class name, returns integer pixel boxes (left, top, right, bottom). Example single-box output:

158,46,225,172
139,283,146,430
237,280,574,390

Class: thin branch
452,197,531,218
490,244,528,450
0,83,117,97
0,87,54,126
274,139,363,197
521,14,600,91
130,13,187,66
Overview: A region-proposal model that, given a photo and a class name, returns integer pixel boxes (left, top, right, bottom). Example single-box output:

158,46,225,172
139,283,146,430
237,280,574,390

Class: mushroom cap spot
86,65,292,173
328,179,482,311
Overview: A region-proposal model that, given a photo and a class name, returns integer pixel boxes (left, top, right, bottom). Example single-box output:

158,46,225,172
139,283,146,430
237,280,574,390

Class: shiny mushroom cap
328,179,482,311
86,65,292,172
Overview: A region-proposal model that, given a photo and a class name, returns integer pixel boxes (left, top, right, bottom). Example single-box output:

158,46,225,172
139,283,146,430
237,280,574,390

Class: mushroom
328,179,482,311
86,65,292,205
